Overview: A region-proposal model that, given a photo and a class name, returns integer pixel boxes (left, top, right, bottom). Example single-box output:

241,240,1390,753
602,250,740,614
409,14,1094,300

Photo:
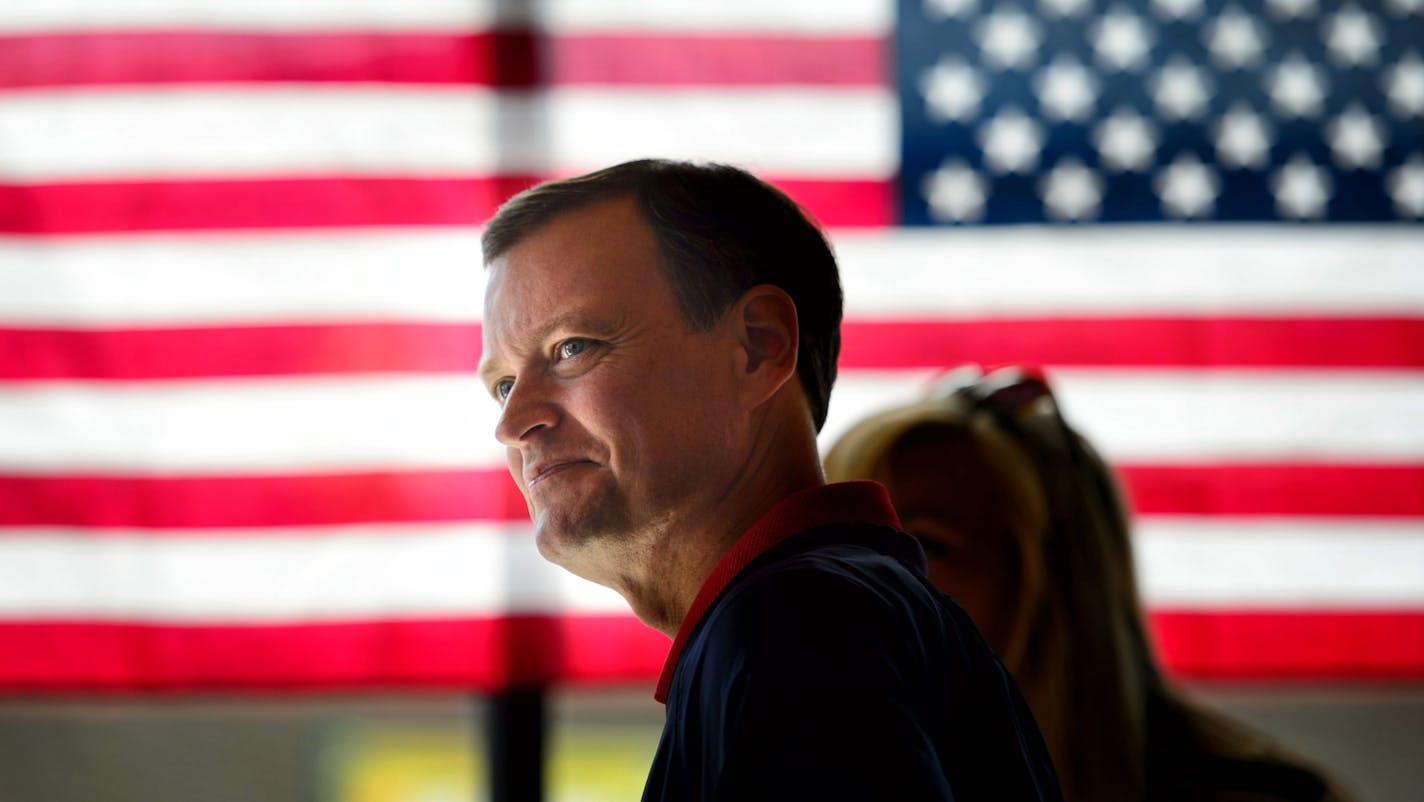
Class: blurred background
0,0,1420,800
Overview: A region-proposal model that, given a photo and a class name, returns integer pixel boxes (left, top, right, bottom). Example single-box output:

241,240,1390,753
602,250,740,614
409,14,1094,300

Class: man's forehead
484,199,650,290
478,274,627,376
494,194,645,265
478,195,668,361
481,256,616,329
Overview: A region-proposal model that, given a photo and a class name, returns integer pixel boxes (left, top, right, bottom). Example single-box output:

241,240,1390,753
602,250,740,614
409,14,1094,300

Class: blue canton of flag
898,0,1424,224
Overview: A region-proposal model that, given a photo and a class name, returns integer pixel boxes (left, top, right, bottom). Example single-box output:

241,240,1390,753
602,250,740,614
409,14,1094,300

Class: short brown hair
482,159,843,431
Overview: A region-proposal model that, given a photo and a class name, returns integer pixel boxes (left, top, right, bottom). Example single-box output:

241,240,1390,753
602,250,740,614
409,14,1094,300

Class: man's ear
730,284,799,406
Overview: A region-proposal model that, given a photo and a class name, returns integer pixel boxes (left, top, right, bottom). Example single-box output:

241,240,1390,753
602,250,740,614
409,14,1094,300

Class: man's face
479,197,742,577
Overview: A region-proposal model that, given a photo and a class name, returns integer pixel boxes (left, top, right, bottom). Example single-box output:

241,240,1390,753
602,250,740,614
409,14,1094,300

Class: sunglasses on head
928,364,1060,426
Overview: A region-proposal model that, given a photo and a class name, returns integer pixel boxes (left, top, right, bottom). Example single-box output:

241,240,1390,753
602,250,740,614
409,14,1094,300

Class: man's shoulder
657,522,1065,802
687,522,964,671
723,522,934,613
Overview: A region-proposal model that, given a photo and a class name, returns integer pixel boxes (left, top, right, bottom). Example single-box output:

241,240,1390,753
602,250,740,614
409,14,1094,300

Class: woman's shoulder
1146,692,1360,802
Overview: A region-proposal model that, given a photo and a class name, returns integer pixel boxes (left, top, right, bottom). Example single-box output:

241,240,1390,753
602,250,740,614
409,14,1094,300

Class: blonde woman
824,366,1357,802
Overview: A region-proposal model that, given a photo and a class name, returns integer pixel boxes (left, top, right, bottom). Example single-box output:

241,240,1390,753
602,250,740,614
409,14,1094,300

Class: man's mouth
525,459,597,490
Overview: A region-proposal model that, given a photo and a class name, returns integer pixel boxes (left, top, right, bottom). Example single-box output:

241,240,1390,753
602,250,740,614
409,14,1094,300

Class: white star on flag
1206,7,1267,69
1272,155,1334,219
1036,57,1099,121
922,160,989,221
1385,53,1424,117
1092,9,1155,71
1325,5,1383,66
1153,58,1213,120
979,107,1046,173
921,59,985,122
1040,157,1105,220
1327,105,1387,169
1214,105,1275,169
1156,153,1220,217
1387,155,1424,216
1094,108,1159,172
978,6,1043,70
1268,54,1329,118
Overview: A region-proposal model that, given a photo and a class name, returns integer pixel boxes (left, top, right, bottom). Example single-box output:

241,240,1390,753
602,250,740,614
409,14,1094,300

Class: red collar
654,480,902,703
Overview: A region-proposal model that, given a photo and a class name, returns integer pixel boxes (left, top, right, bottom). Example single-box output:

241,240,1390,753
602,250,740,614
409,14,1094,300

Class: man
478,159,1061,801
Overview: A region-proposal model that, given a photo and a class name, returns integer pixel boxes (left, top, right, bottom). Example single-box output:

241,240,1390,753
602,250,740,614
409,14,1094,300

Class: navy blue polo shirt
641,481,1062,801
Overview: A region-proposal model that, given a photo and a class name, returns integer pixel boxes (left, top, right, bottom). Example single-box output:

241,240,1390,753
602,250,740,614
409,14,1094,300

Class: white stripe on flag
1051,369,1424,463
0,519,1417,621
0,0,890,33
834,227,1424,316
1136,517,1424,609
0,230,485,325
2,371,1421,473
4,228,1419,325
0,376,504,472
824,369,1424,463
0,523,627,620
0,87,897,180
0,0,500,30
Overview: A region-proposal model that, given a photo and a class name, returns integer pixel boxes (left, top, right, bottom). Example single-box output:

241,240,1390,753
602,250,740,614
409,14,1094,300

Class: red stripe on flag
1,324,483,381
2,464,1415,529
1,610,1418,691
839,317,1424,369
0,31,882,88
548,34,885,86
0,31,539,88
0,615,668,692
1118,463,1424,518
0,177,539,233
6,315,1413,381
1150,609,1424,681
0,176,888,233
0,470,527,529
774,177,893,228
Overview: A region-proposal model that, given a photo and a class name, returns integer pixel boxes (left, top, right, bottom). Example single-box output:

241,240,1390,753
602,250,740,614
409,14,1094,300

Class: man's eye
494,379,514,401
558,338,591,360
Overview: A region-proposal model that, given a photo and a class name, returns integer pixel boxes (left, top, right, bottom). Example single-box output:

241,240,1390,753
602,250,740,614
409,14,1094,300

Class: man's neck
556,391,823,636
618,438,825,637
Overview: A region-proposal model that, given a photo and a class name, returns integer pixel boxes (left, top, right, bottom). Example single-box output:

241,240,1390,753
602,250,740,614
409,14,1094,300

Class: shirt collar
654,480,902,703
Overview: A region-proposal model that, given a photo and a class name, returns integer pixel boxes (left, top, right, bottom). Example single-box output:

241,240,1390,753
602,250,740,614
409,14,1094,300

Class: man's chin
531,506,628,579
532,511,597,563
531,524,573,565
532,529,605,589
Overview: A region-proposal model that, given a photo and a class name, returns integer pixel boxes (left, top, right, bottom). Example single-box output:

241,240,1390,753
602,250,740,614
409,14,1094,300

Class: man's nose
494,376,558,447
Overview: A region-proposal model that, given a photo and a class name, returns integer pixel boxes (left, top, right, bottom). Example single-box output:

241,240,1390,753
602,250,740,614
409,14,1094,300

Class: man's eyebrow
476,354,504,386
477,310,620,384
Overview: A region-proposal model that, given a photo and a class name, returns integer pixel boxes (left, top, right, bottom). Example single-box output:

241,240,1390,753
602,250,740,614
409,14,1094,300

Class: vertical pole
485,687,547,802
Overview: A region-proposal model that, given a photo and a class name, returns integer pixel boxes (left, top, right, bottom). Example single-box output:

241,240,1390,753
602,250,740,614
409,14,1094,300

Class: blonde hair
825,369,1150,801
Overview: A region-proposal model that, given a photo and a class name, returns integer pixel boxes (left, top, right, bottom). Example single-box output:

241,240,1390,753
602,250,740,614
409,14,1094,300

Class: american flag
0,0,1420,692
